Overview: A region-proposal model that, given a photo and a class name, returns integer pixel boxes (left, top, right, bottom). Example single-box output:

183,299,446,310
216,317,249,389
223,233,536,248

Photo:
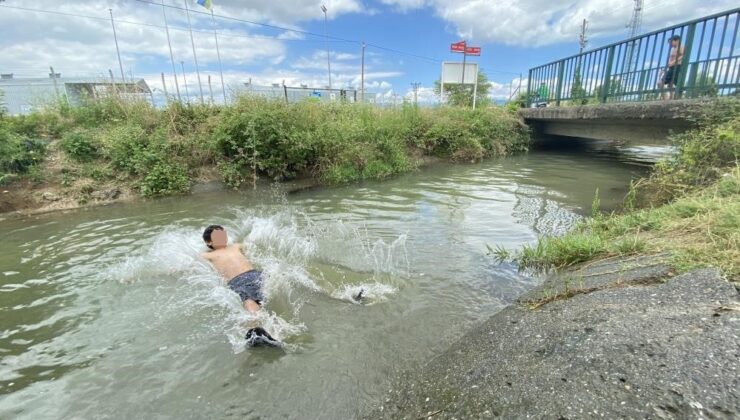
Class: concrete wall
519,99,715,144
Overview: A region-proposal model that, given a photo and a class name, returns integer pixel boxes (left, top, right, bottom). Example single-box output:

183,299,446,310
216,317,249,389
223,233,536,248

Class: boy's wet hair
203,225,224,249
670,35,681,42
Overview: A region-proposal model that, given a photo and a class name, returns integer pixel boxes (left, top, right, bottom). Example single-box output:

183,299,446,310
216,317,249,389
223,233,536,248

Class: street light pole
361,41,366,103
181,61,190,104
321,5,332,90
109,9,126,84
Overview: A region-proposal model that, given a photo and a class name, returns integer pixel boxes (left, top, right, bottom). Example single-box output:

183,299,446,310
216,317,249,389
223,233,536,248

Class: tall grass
0,95,529,195
495,99,740,280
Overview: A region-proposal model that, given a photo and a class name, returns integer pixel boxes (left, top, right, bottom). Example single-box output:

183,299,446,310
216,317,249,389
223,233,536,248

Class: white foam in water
101,206,405,353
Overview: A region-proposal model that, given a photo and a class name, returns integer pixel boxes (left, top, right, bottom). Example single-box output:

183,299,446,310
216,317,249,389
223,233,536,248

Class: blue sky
1,0,736,103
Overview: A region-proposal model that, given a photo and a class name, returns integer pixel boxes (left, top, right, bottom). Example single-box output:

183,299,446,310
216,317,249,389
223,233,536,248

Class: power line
0,2,447,64
0,4,352,44
136,0,447,63
0,2,536,79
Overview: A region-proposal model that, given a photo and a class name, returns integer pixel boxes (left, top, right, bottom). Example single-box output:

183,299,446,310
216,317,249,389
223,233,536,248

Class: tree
594,78,624,102
434,70,492,107
687,74,718,98
570,66,588,105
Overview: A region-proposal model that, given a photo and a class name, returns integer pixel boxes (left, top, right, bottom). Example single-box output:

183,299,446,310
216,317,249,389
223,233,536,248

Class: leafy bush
7,112,67,138
61,130,99,162
100,124,169,175
638,99,740,204
139,162,190,197
0,122,46,179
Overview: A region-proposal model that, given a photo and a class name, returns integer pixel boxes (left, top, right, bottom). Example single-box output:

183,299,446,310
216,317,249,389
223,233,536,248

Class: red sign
465,46,481,56
450,40,466,52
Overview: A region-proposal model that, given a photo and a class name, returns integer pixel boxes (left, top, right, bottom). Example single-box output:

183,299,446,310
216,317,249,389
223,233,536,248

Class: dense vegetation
494,98,740,280
0,95,529,198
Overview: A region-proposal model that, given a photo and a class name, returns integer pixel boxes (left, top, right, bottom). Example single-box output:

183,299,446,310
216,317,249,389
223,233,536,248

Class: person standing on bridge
658,35,685,100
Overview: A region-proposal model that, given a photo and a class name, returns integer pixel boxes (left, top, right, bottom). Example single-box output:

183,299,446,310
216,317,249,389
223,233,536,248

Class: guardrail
527,8,740,106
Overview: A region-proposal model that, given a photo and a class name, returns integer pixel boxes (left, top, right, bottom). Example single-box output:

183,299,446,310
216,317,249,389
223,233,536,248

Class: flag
196,0,213,10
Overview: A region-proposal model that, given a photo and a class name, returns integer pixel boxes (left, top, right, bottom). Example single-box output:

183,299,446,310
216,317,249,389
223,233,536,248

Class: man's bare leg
658,80,667,100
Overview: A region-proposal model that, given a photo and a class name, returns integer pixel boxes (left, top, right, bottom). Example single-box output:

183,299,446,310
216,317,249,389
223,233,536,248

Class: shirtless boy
201,225,280,347
658,35,685,100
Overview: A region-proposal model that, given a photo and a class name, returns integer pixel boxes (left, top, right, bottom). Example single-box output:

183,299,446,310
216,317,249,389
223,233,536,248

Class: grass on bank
0,95,529,198
494,98,740,281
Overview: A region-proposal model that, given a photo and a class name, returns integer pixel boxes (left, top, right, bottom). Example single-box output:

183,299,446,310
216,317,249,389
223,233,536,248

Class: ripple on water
0,151,643,418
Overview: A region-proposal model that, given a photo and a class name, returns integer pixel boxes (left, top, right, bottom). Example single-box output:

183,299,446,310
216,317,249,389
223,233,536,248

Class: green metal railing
527,8,740,106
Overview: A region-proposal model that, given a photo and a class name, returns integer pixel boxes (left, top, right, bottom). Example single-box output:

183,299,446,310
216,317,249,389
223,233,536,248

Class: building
0,73,152,115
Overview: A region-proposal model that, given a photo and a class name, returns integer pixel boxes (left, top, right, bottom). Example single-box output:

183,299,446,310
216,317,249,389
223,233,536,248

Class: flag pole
184,0,205,105
211,8,227,103
161,0,181,102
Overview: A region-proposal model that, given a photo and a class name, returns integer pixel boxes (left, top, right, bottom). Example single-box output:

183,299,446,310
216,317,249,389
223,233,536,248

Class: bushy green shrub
61,130,99,162
7,112,67,138
216,96,317,182
139,161,190,197
0,122,46,179
639,100,739,204
100,124,168,175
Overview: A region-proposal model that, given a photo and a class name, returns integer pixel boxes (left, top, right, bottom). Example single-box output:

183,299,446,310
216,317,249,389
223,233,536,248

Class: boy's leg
243,299,261,314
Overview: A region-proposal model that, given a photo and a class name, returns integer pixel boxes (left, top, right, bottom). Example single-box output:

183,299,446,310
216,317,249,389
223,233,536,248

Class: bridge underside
519,99,714,144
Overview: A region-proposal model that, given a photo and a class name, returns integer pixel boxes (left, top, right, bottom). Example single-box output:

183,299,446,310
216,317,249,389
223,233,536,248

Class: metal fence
237,84,377,104
527,7,740,106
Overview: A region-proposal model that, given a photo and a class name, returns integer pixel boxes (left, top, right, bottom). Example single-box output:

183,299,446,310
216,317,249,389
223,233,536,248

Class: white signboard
441,62,478,85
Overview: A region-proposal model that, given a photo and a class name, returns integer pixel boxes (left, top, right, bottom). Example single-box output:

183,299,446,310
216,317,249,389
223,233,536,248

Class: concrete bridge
519,99,713,143
519,7,738,143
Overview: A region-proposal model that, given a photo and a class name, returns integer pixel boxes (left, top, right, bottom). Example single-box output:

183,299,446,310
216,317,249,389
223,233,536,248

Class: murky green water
0,148,647,419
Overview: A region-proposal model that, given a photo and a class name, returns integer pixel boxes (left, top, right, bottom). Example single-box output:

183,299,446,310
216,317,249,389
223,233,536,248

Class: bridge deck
518,99,718,143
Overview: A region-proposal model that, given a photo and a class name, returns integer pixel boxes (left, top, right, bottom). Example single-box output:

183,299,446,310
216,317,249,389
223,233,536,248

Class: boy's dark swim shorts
228,270,264,304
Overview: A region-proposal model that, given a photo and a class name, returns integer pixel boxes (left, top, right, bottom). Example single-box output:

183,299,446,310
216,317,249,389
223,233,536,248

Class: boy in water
201,225,280,347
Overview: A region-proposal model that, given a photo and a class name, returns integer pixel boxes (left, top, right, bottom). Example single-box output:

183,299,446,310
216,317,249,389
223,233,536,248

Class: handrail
526,8,740,106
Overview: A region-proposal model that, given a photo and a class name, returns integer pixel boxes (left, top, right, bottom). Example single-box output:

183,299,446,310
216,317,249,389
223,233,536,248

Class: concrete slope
366,258,740,419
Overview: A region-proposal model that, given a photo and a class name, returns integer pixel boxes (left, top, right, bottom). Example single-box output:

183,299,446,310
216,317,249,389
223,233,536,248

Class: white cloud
379,0,739,46
403,86,438,104
0,1,290,78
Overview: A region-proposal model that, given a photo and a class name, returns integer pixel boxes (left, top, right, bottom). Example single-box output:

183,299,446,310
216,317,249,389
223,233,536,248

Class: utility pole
109,9,126,84
321,5,332,90
361,41,366,103
411,82,420,106
184,0,205,104
211,8,227,103
579,19,588,53
161,72,169,100
181,61,190,104
161,0,181,102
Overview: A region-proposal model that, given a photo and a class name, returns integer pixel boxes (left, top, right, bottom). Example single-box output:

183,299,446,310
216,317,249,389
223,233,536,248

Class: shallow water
0,148,647,419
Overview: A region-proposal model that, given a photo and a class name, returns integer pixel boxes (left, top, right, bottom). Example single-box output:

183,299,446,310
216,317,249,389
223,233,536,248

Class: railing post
600,46,616,103
675,23,696,99
526,68,533,107
554,60,565,106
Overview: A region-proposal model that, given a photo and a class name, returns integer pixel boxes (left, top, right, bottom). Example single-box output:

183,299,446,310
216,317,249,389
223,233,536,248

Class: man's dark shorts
228,270,264,304
662,65,680,84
